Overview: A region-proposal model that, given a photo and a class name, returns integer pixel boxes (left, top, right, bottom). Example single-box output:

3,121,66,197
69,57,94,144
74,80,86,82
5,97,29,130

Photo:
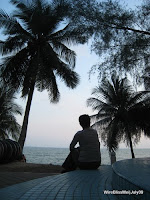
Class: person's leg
62,148,79,172
71,148,80,166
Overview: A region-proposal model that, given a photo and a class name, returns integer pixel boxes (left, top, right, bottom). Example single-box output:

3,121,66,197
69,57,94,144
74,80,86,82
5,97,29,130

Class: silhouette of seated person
62,114,101,172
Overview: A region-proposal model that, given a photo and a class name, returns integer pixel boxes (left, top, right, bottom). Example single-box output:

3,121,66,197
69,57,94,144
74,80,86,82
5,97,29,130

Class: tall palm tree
0,83,22,140
0,0,86,149
87,74,150,158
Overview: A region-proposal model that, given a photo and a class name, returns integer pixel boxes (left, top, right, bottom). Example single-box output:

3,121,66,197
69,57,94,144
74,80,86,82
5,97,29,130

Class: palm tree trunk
18,82,35,150
128,132,135,158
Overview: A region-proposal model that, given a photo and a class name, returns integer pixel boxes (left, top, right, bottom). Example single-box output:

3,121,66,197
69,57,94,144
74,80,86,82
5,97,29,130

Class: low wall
112,158,150,200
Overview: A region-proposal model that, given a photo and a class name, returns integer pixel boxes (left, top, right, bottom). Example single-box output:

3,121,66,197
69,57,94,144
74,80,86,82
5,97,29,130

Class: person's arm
69,133,79,151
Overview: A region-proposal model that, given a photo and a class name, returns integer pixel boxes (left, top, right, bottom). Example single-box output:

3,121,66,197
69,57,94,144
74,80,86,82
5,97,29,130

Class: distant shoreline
24,146,150,149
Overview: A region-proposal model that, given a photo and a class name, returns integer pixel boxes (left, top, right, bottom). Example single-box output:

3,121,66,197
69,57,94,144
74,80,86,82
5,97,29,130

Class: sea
23,147,150,165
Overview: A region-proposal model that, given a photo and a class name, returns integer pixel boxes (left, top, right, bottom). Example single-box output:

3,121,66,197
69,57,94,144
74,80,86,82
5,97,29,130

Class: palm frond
55,63,80,89
1,47,31,89
47,71,60,103
128,91,150,107
0,9,17,31
0,8,32,38
51,41,76,68
0,84,22,140
0,35,26,55
87,97,104,110
87,97,116,113
91,117,111,128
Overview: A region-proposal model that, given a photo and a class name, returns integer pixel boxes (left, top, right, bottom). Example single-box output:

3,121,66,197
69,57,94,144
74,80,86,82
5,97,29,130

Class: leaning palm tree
0,83,22,140
0,0,87,149
87,74,150,158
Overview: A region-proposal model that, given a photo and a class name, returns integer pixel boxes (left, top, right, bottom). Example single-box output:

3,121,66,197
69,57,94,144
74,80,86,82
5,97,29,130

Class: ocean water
23,147,150,165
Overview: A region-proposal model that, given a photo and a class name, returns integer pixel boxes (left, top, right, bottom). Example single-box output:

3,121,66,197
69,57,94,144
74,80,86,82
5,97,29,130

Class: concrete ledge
112,157,150,200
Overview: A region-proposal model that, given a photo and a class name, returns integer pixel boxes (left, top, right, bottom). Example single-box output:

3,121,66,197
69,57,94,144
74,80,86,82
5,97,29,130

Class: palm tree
143,67,150,90
0,0,86,149
0,83,22,140
87,74,150,158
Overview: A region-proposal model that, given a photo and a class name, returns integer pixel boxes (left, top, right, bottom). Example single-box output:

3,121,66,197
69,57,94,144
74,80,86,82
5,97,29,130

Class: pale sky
0,0,149,148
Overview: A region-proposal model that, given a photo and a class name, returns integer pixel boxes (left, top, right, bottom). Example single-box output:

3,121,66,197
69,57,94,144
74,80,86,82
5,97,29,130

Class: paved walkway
0,165,116,200
0,172,58,189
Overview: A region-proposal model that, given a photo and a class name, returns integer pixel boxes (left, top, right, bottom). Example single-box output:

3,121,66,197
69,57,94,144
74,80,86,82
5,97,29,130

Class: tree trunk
128,132,135,159
18,82,35,150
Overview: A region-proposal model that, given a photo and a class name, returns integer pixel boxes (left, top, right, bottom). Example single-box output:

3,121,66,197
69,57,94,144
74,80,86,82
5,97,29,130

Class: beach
0,161,63,173
0,161,63,188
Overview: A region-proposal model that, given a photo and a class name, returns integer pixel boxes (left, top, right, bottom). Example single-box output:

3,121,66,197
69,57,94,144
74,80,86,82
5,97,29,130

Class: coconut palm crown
87,74,150,158
0,83,22,140
0,0,87,149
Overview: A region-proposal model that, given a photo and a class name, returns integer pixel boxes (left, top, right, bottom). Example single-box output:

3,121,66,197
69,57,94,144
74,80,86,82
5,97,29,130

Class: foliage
89,0,150,83
0,82,22,140
0,0,97,148
0,0,85,101
87,74,150,155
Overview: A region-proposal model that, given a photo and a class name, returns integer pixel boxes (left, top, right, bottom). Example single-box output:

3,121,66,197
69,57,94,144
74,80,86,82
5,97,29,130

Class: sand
0,162,63,188
0,161,63,173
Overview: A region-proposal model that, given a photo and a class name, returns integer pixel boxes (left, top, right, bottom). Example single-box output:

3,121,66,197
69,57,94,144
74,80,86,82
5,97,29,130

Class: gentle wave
23,147,150,165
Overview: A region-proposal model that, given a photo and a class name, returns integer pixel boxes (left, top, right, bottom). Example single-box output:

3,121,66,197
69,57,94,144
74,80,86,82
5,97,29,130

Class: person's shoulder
90,127,98,134
76,130,83,135
74,130,83,137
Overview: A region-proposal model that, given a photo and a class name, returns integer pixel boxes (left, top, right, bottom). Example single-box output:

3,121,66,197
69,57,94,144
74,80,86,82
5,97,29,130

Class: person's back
62,114,101,172
70,127,100,163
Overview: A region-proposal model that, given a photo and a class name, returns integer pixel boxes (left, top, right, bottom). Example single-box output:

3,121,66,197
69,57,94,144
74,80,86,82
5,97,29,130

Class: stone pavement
0,165,116,200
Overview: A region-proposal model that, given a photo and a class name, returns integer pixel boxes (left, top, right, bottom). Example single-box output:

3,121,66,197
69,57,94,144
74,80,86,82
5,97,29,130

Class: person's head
79,114,90,129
